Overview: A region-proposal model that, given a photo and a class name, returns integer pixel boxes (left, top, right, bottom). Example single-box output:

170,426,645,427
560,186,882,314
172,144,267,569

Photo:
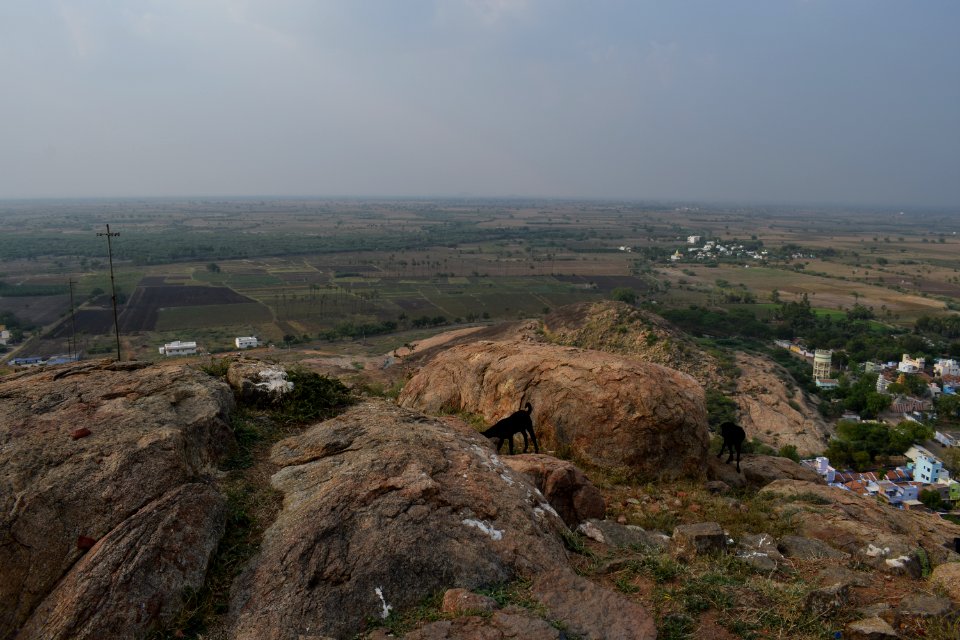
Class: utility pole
97,224,122,361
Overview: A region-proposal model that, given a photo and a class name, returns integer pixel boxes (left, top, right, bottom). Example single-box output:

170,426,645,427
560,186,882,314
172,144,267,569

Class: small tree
778,444,800,462
919,489,945,511
611,287,637,305
207,262,221,273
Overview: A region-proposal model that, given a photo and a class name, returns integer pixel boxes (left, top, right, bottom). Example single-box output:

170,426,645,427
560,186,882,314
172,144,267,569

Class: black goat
481,402,538,454
717,421,746,473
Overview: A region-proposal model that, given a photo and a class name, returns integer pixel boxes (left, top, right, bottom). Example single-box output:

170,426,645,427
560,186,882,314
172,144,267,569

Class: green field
3,198,959,361
155,303,274,331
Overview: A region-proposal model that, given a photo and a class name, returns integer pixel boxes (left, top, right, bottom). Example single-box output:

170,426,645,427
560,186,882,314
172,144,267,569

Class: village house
0,326,10,345
898,354,925,374
235,336,259,349
905,445,948,484
874,480,919,506
935,430,960,447
935,358,960,378
876,372,893,393
890,395,933,413
159,340,198,357
801,456,836,483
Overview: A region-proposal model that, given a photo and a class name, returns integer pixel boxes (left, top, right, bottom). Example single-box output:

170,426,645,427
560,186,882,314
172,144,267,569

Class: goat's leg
507,434,515,455
519,430,529,453
529,429,539,453
717,441,727,460
735,443,742,473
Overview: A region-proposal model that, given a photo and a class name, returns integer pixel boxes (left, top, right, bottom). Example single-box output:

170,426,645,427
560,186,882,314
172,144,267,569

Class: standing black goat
717,421,746,473
482,401,538,454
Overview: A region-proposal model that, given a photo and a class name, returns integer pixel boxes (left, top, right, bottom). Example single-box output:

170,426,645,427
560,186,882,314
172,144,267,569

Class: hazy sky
1,1,958,206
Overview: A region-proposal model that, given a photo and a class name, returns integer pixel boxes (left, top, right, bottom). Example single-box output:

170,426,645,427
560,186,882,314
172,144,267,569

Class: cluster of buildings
871,355,958,412
670,238,768,263
8,354,80,367
775,340,958,415
157,336,259,357
803,444,960,511
7,335,261,365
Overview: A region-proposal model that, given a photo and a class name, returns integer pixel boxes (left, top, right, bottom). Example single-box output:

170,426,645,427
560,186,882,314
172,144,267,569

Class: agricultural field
1,197,958,362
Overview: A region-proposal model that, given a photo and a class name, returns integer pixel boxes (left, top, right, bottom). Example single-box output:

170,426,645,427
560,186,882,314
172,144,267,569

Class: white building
905,445,948,484
935,431,960,447
0,328,10,345
935,359,960,378
235,336,259,349
687,235,702,244
802,457,836,483
159,340,198,356
898,354,925,374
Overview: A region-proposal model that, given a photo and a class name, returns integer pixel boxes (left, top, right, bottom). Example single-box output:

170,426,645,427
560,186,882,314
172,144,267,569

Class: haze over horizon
2,1,958,208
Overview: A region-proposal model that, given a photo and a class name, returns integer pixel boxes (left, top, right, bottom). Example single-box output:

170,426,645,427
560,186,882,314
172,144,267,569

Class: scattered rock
817,565,871,588
845,616,899,640
778,535,850,561
502,454,606,527
705,480,731,494
737,533,783,571
531,569,656,640
760,480,960,568
577,519,670,551
804,583,850,616
857,602,892,620
671,522,727,559
441,588,498,614
397,340,710,479
228,401,569,640
860,543,923,579
225,359,293,403
70,428,91,440
706,454,822,489
930,562,960,603
404,611,561,640
896,593,953,618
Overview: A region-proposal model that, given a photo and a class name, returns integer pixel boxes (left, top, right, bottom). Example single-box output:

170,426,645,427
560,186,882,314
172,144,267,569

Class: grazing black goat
717,421,746,473
482,402,538,454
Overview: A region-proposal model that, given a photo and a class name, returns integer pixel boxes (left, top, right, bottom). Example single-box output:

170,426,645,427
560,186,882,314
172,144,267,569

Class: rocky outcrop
228,401,581,639
397,340,709,479
542,301,724,388
502,454,606,527
706,454,823,489
760,480,960,569
0,360,234,638
732,351,831,455
16,483,226,640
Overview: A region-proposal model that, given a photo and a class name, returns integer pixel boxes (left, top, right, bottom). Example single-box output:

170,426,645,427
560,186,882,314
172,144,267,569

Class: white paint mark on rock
577,521,605,543
537,502,559,518
375,586,393,619
255,366,295,396
462,518,504,541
